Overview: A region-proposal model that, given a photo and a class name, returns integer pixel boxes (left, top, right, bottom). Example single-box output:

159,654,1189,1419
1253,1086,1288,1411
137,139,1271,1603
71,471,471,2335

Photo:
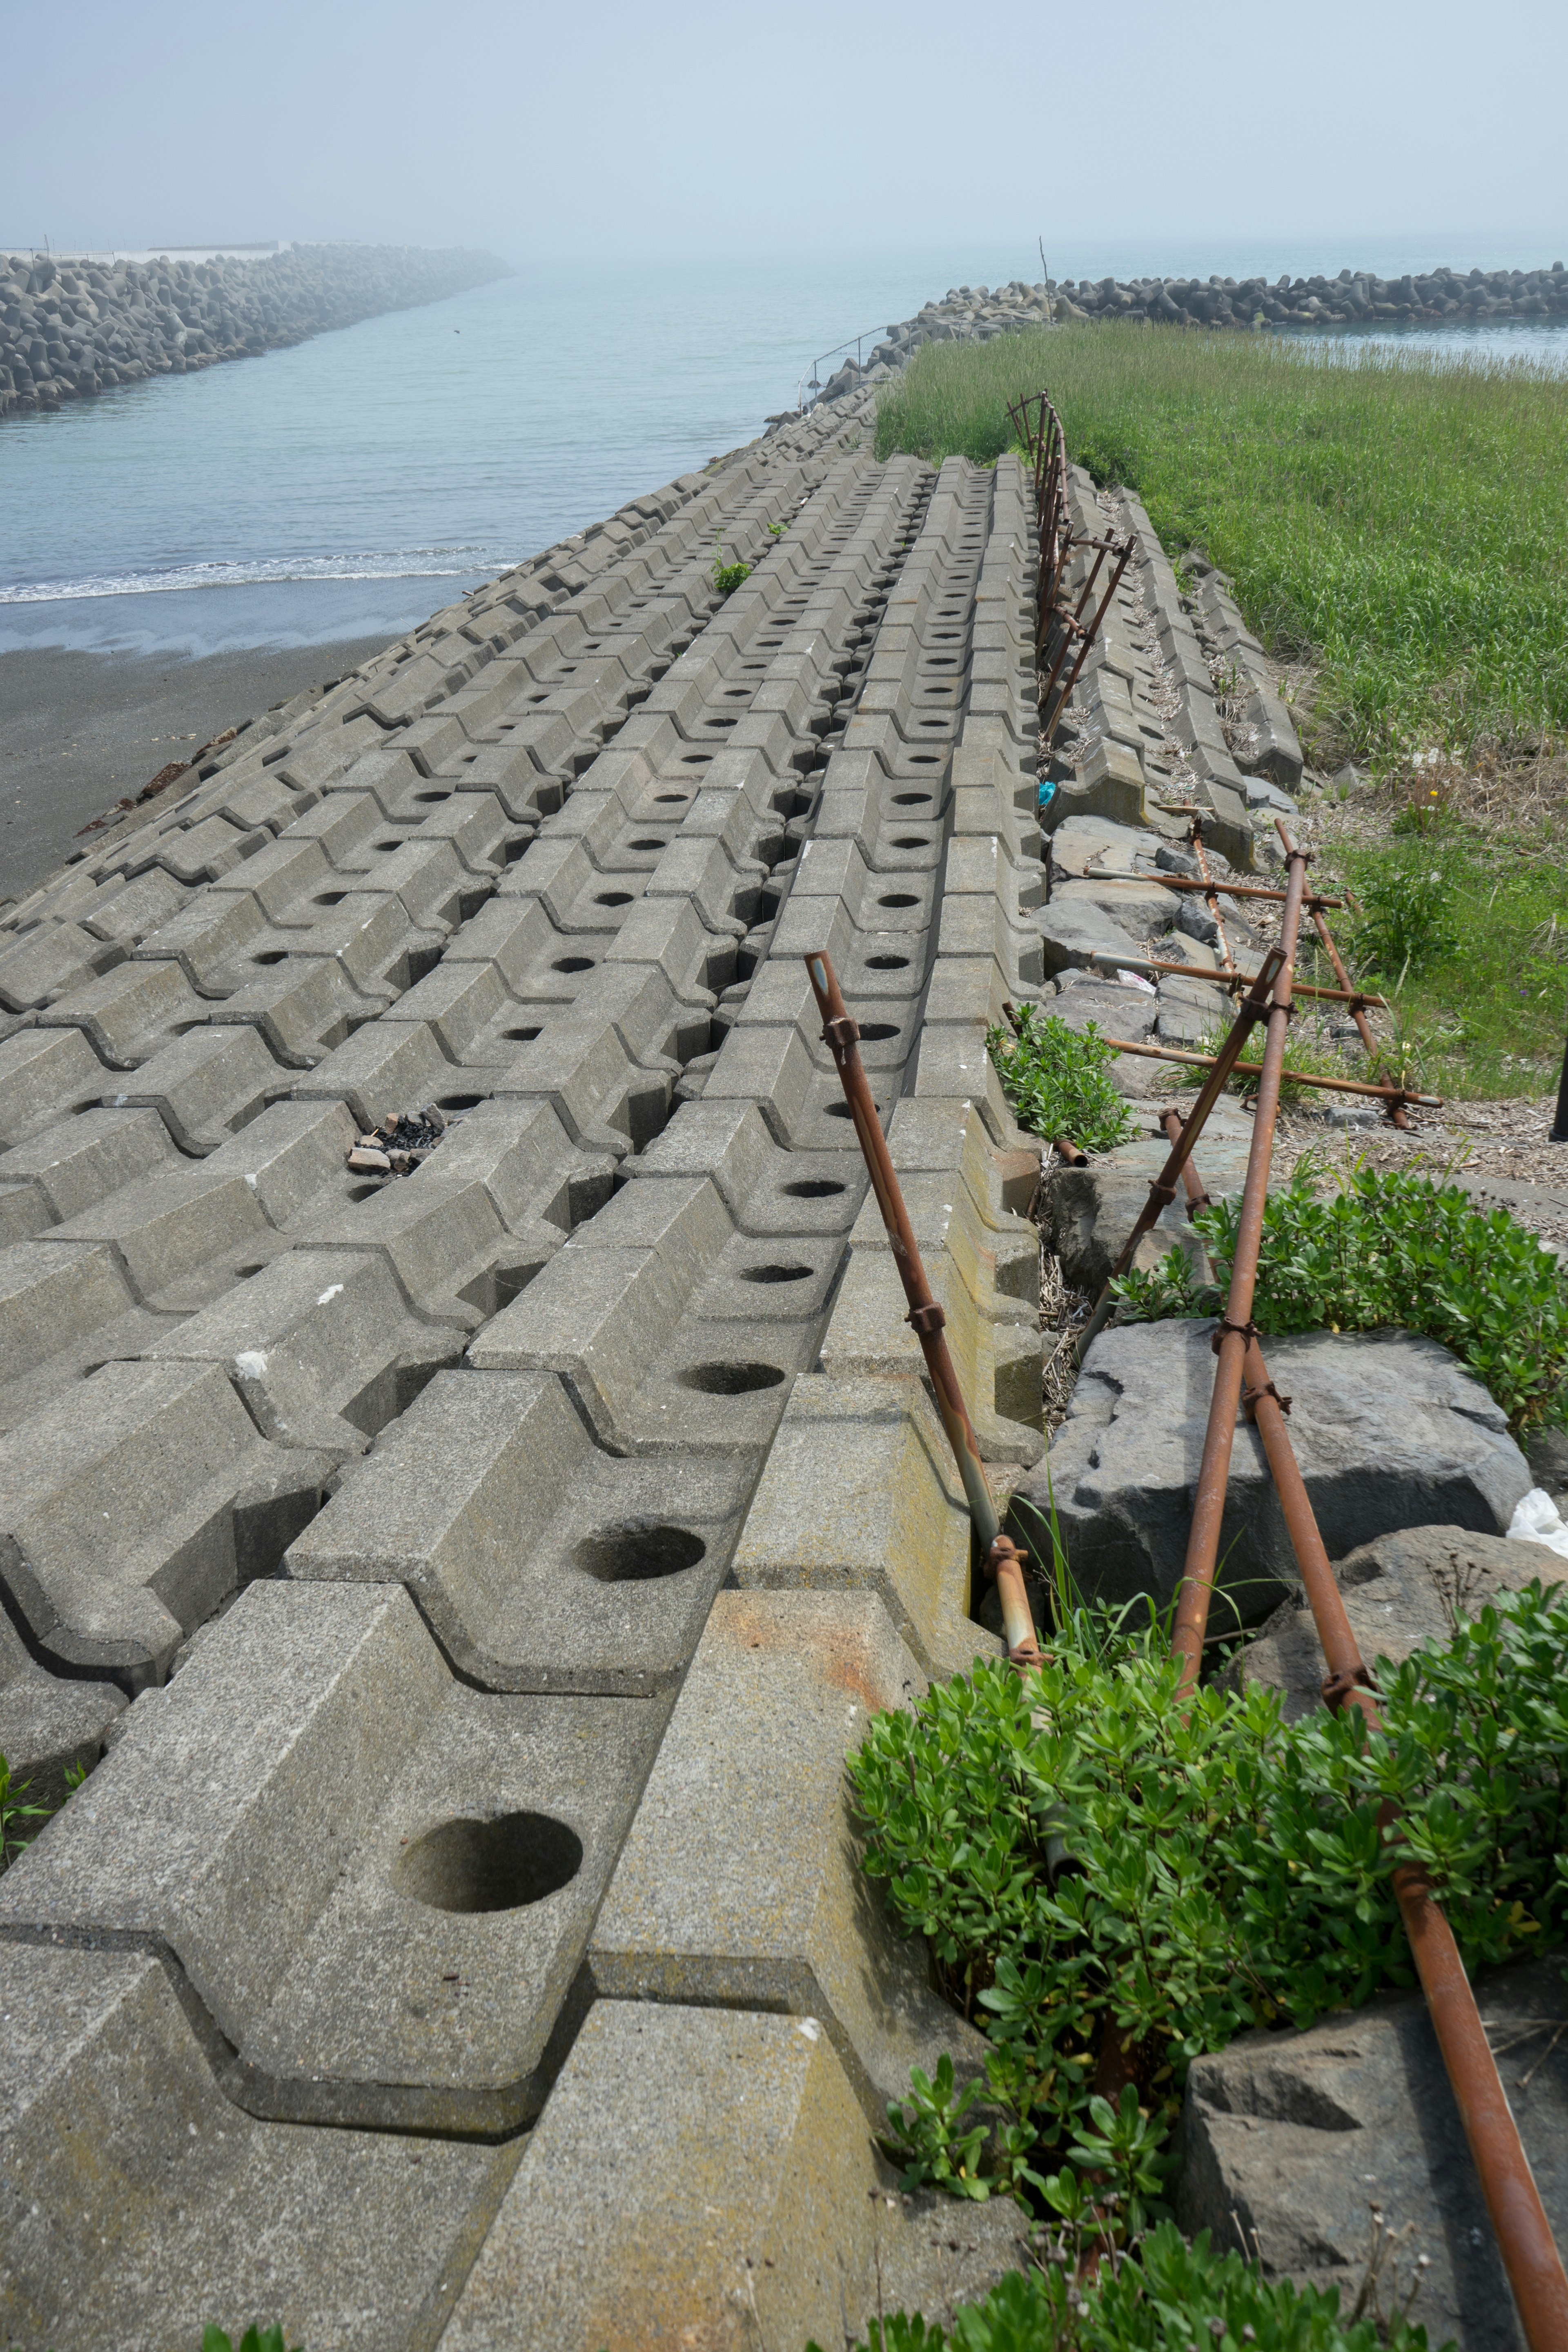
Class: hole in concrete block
503,1026,543,1042
866,954,910,970
877,892,918,909
347,1181,381,1202
782,1178,846,1198
824,1101,856,1119
552,956,594,973
678,1361,786,1394
629,837,666,850
740,1262,813,1284
891,792,932,805
858,1022,900,1041
314,890,348,906
394,1810,582,1914
252,950,289,965
890,836,929,849
572,1520,706,1582
654,792,689,804
909,755,941,765
595,890,634,906
437,1093,486,1111
415,789,451,803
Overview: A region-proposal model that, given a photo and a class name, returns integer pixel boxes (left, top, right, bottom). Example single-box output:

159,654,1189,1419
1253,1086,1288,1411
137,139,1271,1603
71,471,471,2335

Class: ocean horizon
5,238,1566,661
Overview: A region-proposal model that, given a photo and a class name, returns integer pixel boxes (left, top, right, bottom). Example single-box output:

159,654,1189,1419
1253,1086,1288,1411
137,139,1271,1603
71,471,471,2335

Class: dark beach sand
0,636,396,904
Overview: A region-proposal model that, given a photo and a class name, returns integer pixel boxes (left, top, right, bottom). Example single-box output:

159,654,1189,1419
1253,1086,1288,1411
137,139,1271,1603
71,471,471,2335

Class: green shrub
1349,859,1462,984
849,1585,1568,2205
1196,1160,1568,1431
987,1009,1134,1154
819,2219,1446,2352
0,1752,47,1871
711,536,752,596
203,2328,301,2352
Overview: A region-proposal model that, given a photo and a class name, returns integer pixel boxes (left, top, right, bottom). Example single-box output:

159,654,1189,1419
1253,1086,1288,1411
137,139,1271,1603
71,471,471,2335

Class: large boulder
1236,1522,1568,1721
1016,1321,1532,1626
1177,1950,1568,2352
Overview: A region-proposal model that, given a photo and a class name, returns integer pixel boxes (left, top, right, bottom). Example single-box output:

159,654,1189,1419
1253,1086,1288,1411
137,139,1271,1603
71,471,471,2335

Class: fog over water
4,242,1566,660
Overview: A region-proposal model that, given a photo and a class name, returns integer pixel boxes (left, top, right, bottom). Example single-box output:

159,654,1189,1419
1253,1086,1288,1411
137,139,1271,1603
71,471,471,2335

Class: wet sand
0,636,396,904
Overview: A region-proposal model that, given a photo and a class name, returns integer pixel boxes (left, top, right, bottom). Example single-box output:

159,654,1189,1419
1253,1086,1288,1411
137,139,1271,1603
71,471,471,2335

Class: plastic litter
1506,1486,1568,1560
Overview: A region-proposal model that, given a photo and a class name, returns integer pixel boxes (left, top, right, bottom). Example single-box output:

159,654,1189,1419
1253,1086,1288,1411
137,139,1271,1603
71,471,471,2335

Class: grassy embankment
876,326,1568,1100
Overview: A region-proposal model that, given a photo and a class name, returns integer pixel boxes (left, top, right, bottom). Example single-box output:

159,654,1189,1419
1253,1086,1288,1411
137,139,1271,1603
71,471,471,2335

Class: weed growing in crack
987,1008,1135,1154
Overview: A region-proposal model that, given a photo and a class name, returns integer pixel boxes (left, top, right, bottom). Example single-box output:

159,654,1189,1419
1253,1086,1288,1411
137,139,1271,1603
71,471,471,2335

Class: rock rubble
0,242,510,417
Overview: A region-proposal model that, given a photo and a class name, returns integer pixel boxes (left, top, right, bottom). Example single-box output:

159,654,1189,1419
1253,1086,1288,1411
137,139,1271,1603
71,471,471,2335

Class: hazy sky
2,0,1564,266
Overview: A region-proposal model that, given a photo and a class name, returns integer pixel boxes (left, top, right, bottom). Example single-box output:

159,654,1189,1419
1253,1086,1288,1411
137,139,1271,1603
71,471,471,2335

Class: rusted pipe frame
1173,1139,1568,2348
1307,899,1411,1130
1158,1109,1212,1216
1051,1135,1088,1167
803,950,1041,1666
1187,813,1237,975
1100,1034,1439,1108
1169,831,1310,1692
1064,944,1288,1367
1043,536,1134,748
1064,870,1347,911
1087,948,1389,1011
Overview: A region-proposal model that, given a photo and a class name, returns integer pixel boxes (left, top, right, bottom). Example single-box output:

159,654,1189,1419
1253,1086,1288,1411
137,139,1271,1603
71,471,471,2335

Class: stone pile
0,242,510,416
806,260,1568,407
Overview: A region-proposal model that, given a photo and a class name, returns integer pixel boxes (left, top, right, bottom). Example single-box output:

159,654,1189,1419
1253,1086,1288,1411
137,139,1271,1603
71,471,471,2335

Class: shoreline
0,634,398,902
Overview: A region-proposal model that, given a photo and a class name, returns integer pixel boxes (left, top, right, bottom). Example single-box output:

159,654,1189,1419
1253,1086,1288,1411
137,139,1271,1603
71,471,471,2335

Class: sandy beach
0,635,396,903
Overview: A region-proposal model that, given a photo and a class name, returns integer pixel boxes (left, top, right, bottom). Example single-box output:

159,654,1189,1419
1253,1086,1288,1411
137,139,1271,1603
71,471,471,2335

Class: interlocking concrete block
203,1097,358,1226
300,1169,511,1325
440,2000,883,2352
468,1177,733,1442
0,1359,316,1688
0,1940,508,2352
203,950,386,1066
733,1372,998,1679
0,1607,125,1809
0,1238,138,1385
100,1021,289,1153
291,1372,751,1693
1,1579,664,2133
0,921,124,1013
149,1247,463,1459
591,1587,990,2121
50,1163,273,1303
35,958,200,1067
0,1105,176,1228
292,1018,459,1134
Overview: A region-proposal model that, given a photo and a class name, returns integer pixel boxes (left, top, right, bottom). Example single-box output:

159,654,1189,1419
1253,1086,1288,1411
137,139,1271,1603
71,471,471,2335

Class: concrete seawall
0,243,512,417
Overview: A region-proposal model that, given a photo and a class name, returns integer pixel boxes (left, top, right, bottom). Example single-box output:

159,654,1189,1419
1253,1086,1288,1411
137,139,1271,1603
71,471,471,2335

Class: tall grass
875,324,1568,763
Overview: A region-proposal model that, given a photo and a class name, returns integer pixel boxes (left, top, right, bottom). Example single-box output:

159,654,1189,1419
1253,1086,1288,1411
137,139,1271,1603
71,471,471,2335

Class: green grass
875,327,1568,1100
875,324,1568,762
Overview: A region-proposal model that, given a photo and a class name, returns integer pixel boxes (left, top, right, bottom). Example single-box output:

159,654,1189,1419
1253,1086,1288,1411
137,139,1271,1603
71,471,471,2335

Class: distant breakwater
0,242,512,419
805,262,1568,403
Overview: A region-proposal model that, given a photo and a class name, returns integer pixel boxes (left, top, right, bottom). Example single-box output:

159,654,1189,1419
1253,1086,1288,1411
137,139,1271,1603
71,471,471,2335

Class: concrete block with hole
440,2000,884,2352
733,1371,1000,1679
0,1359,329,1689
0,1939,509,2351
286,1368,753,1693
590,1586,990,2121
0,1580,664,2133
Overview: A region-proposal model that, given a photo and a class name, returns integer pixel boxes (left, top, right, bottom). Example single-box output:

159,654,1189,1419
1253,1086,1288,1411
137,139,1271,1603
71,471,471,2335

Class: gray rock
1050,876,1183,941
1236,1522,1568,1722
1018,1321,1532,1625
1044,1165,1202,1292
1331,762,1365,794
1177,1951,1568,2352
1050,974,1158,1042
1033,893,1145,978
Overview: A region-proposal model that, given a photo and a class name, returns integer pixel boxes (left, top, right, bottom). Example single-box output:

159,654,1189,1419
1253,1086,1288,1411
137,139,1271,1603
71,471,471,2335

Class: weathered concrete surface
440,2000,885,2352
589,1587,989,2121
1018,1319,1532,1625
1178,1952,1568,2352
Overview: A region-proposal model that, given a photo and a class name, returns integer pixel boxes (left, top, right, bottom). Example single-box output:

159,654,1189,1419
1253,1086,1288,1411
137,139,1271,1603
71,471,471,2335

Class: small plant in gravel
1348,857,1462,988
0,1752,48,1871
849,1582,1568,2210
987,1008,1135,1154
819,2217,1447,2352
203,2328,301,2352
1196,1158,1568,1432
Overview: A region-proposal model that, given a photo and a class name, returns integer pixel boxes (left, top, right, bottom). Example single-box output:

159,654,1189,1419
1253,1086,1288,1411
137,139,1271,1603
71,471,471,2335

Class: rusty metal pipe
1158,1109,1211,1217
1044,537,1134,748
1088,948,1388,1011
1169,831,1309,1693
1052,1135,1088,1167
804,950,1040,1666
1100,1033,1440,1109
1188,815,1236,975
1063,871,1347,911
1172,1143,1568,2348
1308,899,1411,1129
1065,945,1287,1366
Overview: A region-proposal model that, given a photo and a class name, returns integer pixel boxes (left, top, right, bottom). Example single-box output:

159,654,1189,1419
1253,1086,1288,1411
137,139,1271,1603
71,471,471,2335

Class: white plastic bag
1506,1487,1568,1560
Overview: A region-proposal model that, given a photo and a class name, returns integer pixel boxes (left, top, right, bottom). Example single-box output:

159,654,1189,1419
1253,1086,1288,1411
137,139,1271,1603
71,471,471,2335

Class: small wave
0,547,520,605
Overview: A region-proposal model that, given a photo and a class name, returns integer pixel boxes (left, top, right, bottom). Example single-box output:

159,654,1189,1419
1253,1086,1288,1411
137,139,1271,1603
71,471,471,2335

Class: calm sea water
4,241,1564,659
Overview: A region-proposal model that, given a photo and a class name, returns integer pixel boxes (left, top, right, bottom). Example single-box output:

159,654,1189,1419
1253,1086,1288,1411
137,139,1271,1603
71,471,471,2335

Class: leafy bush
849,1585,1568,2204
1349,859,1461,985
1109,1245,1218,1323
820,2220,1446,2352
1197,1160,1568,1431
987,1009,1134,1154
711,536,752,596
